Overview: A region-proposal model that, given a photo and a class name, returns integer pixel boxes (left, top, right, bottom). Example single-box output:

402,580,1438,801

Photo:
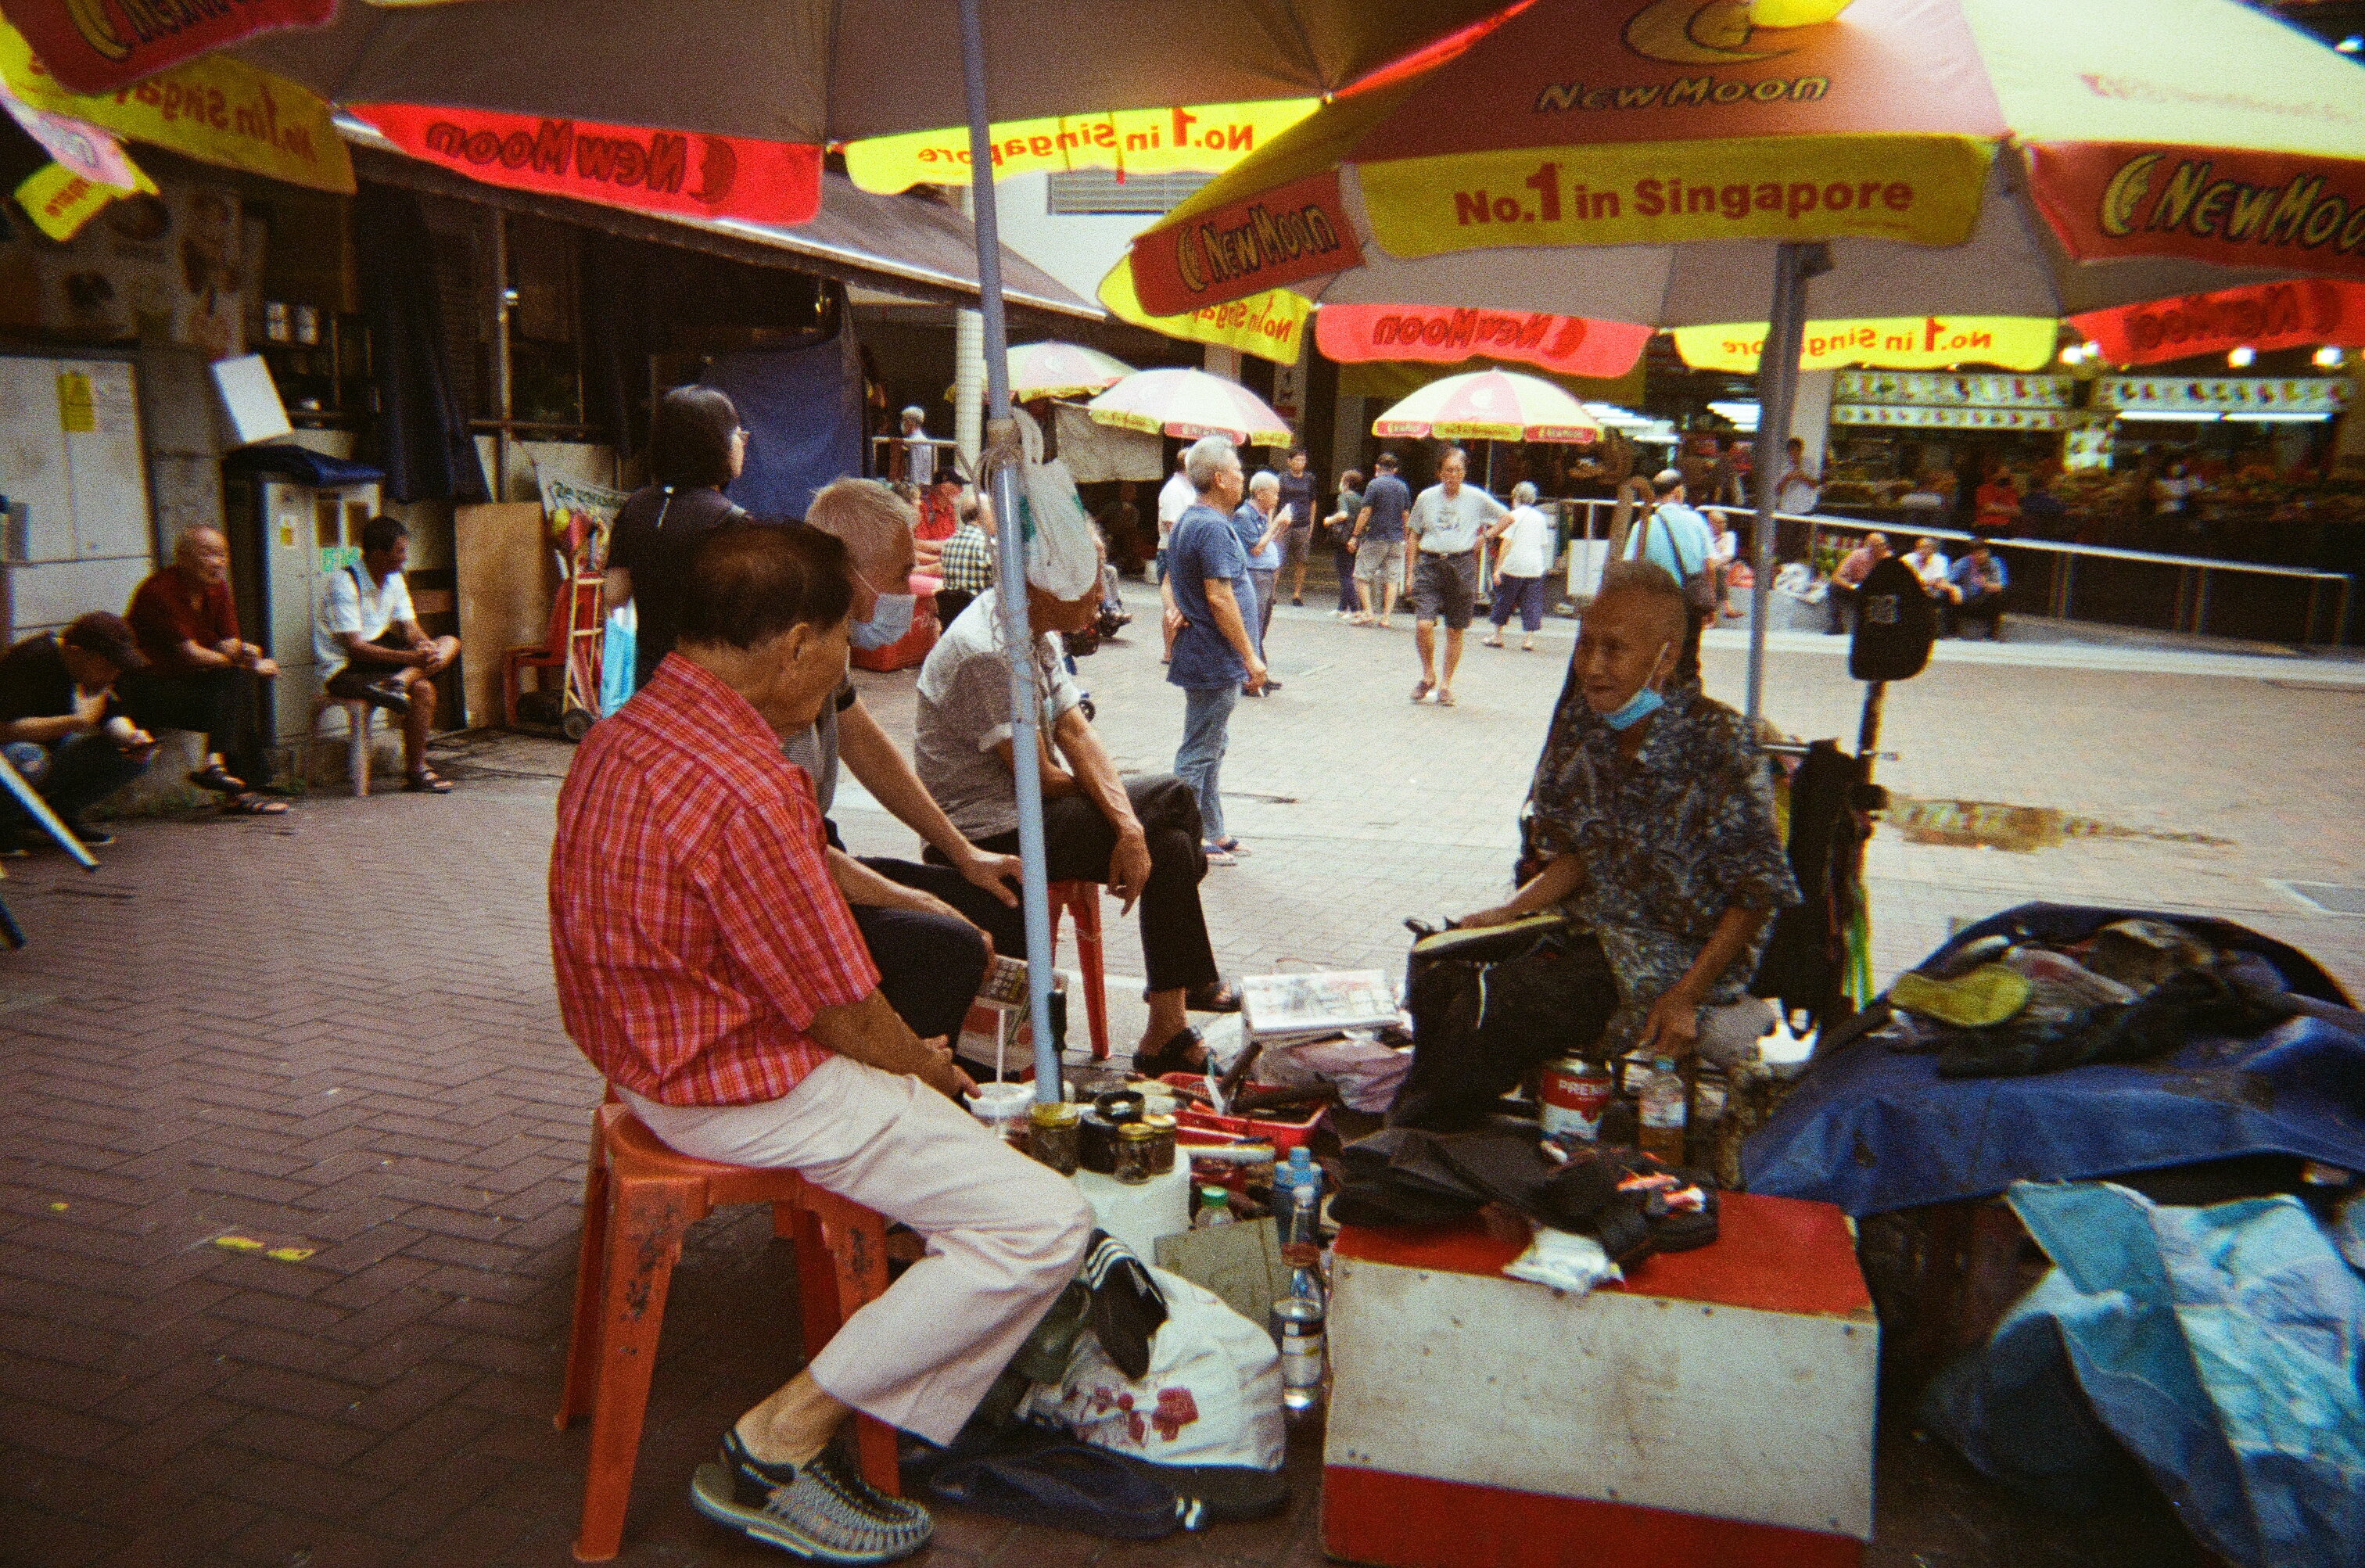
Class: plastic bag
1011,407,1100,601
599,604,636,716
1502,1225,1624,1295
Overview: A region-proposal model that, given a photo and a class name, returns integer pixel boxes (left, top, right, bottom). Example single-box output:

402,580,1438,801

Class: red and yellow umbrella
1370,369,1603,443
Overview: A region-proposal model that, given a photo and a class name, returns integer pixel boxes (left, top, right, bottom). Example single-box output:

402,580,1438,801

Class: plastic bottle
1196,1186,1234,1228
1275,1148,1321,1261
1638,1055,1688,1164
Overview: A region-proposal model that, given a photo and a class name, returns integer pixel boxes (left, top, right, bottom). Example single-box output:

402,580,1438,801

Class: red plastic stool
1049,879,1111,1062
554,1101,897,1562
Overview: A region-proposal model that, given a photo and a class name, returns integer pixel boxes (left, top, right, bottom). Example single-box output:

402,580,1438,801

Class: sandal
188,762,245,795
1132,1025,1206,1078
223,792,289,816
1183,981,1243,1014
1200,843,1236,867
1411,680,1433,703
1211,838,1247,857
1480,637,1504,648
1434,688,1456,707
404,769,454,795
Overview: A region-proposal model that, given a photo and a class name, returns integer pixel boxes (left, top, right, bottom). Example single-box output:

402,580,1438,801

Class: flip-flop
1211,838,1247,856
223,793,289,816
404,769,454,795
1200,843,1236,867
188,763,245,795
1411,680,1433,703
1434,689,1456,707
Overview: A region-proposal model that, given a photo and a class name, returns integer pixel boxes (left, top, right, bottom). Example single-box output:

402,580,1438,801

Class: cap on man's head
62,611,147,671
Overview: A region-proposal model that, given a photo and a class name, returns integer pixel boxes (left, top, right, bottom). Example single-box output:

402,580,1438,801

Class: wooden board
454,502,556,729
1155,1217,1289,1329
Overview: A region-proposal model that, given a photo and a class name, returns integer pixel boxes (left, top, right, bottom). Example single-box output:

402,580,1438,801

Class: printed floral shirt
1520,680,1801,1052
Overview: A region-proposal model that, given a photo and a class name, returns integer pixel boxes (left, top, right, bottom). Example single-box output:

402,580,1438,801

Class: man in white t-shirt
1154,450,1197,662
1404,447,1509,707
315,515,462,793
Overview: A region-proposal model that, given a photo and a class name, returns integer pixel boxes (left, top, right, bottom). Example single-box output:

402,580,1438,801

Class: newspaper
1239,971,1401,1042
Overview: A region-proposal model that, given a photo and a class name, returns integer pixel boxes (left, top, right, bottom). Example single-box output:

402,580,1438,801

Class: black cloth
0,634,112,726
1391,927,1620,1132
1848,556,1938,682
935,588,977,630
1276,470,1318,532
917,774,1219,996
607,485,750,691
353,185,490,506
1951,590,2007,637
1750,740,1864,1030
847,895,989,1044
117,666,267,788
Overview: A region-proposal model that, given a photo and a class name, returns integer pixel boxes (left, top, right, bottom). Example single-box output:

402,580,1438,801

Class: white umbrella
1372,370,1604,443
1086,368,1294,447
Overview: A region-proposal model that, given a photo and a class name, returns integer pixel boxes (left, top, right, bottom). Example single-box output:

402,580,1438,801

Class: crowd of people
544,383,1803,1561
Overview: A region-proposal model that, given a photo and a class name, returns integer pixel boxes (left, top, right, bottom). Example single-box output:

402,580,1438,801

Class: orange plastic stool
554,1101,897,1562
1049,880,1110,1061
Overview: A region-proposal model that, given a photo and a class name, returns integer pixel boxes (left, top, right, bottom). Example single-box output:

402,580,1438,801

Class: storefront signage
352,103,822,228
0,18,353,193
1830,404,2084,431
1675,314,2057,371
1096,259,1308,368
2029,142,2365,282
0,0,330,93
2069,279,2365,368
2097,376,2349,414
13,153,149,240
844,100,1319,193
1316,303,1649,379
1832,371,2074,408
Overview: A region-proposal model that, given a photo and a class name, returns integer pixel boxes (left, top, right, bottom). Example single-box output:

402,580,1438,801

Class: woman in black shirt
605,386,751,692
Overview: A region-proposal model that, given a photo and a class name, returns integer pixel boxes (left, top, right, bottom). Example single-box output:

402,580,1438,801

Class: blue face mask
1599,640,1674,730
848,593,915,650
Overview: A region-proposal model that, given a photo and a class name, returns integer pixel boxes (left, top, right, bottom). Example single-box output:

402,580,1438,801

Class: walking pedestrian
1482,481,1554,653
1276,448,1319,608
1348,452,1412,628
1405,447,1507,708
1164,437,1266,863
1154,450,1195,662
1327,469,1365,617
1232,471,1288,695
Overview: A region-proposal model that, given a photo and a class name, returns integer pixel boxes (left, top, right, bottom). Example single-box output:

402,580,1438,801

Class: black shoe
328,672,411,716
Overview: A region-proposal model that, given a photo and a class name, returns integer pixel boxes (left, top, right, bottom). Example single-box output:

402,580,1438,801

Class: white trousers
622,1057,1091,1444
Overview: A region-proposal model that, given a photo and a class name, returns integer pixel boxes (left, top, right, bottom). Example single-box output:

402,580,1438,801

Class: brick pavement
1,584,2355,1566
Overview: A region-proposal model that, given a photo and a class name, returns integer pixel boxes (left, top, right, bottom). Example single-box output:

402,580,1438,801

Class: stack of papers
1238,971,1402,1043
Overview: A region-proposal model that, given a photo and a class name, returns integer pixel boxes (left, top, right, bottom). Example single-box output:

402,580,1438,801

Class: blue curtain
353,185,490,507
703,328,864,521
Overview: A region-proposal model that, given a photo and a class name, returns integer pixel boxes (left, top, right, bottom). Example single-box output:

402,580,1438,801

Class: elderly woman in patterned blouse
1459,559,1800,1062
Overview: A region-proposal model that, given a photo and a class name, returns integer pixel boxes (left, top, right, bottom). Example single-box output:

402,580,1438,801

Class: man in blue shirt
1231,471,1289,694
1349,452,1414,628
1946,538,2010,639
1164,436,1266,864
1621,468,1717,684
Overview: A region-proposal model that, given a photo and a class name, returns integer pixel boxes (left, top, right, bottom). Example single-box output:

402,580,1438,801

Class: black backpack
1849,556,1937,681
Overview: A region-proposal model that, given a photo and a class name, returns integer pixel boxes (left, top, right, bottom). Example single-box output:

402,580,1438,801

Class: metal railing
1545,497,2354,648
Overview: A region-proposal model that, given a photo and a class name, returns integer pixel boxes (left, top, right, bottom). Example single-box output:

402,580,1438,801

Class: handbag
1653,508,1720,614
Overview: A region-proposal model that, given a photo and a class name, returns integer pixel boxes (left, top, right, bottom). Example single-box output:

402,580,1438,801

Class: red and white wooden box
1322,1193,1876,1568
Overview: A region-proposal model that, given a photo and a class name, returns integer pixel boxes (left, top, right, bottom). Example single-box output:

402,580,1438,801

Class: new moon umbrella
1086,368,1294,447
1127,0,2365,721
1007,341,1135,400
0,0,1528,1118
1371,368,1604,443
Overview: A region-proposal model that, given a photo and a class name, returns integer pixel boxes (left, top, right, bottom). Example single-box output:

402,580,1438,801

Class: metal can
1028,1100,1082,1176
1114,1122,1157,1184
1539,1057,1613,1142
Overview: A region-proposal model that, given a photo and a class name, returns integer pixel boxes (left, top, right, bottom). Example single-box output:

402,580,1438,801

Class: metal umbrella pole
959,0,1061,1101
1744,241,1829,729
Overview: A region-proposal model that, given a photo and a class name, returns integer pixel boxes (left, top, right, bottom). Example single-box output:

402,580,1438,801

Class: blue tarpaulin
1922,1181,2365,1568
1742,905,2365,1217
702,328,865,522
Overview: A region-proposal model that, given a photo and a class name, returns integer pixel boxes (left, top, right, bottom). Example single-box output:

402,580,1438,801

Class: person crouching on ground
551,522,1089,1563
0,612,156,852
315,515,461,793
918,444,1244,1078
1387,562,1799,1130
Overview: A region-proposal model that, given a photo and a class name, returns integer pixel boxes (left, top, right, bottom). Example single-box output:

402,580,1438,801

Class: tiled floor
2,584,2352,1566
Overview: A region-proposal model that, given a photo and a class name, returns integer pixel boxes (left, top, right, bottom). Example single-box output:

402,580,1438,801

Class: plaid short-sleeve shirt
549,654,879,1106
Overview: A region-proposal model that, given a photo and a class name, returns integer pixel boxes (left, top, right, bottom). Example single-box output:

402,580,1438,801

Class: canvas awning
339,120,1100,321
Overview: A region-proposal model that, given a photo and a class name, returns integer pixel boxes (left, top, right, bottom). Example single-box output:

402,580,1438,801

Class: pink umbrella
1086,367,1293,447
1370,369,1603,443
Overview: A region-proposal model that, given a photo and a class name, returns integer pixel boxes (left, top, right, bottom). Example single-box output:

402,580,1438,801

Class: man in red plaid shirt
551,523,1089,1563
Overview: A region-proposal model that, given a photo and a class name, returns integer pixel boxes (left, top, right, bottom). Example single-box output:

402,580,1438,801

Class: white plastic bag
1502,1226,1623,1296
1010,407,1100,601
1019,1265,1284,1470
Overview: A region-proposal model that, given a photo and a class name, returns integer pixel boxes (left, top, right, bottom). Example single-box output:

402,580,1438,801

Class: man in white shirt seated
315,515,462,794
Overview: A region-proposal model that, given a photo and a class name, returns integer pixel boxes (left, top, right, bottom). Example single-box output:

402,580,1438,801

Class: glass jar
1027,1100,1082,1176
1139,1113,1178,1175
1114,1122,1157,1184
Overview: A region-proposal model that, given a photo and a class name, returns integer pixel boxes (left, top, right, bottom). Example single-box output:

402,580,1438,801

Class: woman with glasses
605,387,752,693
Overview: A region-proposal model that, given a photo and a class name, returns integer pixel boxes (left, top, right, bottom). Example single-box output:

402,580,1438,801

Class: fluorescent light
2220,411,2332,423
1707,400,1760,429
2115,409,2221,422
2227,346,2256,368
2313,346,2346,368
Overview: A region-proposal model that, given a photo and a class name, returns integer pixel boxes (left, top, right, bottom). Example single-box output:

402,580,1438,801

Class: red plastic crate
1158,1072,1325,1150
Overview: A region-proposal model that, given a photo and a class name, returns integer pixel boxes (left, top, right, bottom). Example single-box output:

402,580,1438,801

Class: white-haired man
916,456,1243,1078
1164,436,1267,868
893,405,935,489
1231,470,1288,694
1405,447,1508,706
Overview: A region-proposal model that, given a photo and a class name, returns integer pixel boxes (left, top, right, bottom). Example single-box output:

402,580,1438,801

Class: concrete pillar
1789,368,1836,472
1331,393,1366,480
1203,345,1241,382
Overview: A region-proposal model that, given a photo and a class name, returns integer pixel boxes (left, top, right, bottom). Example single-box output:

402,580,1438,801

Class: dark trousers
1826,583,1858,634
2,732,148,834
118,666,269,787
847,861,990,1042
1674,605,1707,686
1333,543,1359,612
1950,590,2006,638
917,775,1218,995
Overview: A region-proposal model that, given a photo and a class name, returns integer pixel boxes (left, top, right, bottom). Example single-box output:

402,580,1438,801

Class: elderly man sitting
551,522,1089,1563
915,480,1240,1077
1389,561,1800,1130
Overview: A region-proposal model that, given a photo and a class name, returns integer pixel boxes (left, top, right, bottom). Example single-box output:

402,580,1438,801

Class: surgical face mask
1599,640,1674,731
848,592,915,650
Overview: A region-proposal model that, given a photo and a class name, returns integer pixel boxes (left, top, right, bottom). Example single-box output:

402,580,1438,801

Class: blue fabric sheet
1922,1181,2365,1568
702,329,864,522
1742,904,2365,1217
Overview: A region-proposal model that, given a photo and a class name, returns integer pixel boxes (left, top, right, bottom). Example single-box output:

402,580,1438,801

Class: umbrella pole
1744,242,1830,728
960,0,1061,1102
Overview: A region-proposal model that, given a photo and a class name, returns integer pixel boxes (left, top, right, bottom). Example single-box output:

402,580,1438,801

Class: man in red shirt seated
549,522,1089,1563
120,526,288,816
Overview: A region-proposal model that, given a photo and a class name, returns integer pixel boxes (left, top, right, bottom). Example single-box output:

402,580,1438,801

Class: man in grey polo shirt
1405,447,1509,708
